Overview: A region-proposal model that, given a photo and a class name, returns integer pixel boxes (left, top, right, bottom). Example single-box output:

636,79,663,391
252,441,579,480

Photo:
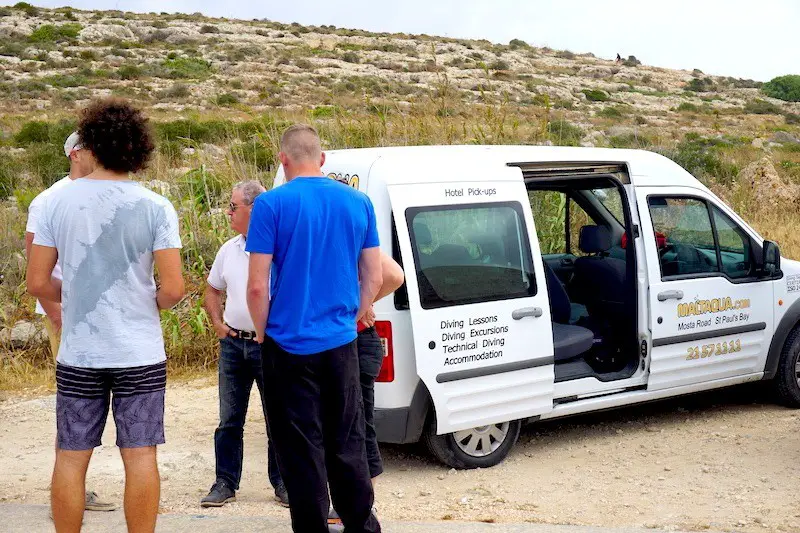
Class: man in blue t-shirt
246,124,382,533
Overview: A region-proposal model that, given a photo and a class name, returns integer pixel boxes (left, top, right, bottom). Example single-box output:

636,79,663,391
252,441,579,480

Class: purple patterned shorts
55,361,166,450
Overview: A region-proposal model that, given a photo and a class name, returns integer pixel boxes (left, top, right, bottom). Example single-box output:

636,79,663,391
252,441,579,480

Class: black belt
227,326,257,341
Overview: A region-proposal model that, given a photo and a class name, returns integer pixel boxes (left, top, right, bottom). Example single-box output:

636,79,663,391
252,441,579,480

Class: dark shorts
55,361,167,451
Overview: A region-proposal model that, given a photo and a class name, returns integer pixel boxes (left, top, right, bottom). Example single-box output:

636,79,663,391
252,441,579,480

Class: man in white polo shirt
202,180,287,508
24,132,117,513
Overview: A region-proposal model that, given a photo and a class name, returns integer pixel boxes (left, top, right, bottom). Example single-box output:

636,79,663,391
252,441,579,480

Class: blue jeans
215,335,283,491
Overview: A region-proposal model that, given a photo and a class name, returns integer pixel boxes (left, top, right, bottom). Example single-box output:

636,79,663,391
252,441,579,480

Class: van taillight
375,320,394,383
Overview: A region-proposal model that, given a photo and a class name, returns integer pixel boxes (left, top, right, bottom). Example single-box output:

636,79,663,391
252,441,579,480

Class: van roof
323,145,707,190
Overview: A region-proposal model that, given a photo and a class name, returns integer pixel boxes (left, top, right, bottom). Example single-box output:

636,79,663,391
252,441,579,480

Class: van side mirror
761,240,781,276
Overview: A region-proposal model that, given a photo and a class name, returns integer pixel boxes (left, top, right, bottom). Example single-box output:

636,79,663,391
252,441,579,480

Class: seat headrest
413,221,432,246
579,225,612,254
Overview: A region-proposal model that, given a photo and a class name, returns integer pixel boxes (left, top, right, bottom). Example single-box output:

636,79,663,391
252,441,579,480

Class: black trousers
261,336,380,533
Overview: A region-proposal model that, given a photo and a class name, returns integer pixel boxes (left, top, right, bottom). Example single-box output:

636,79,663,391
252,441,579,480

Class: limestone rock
769,131,800,145
737,157,800,208
79,24,136,43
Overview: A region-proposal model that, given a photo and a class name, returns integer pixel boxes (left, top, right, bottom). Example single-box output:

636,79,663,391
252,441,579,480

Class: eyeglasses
229,202,251,212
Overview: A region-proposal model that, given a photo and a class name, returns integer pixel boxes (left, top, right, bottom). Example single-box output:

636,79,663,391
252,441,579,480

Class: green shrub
44,73,89,88
762,75,800,102
311,105,338,119
341,51,359,63
231,141,275,171
180,165,225,210
622,55,641,67
597,106,626,119
0,152,20,198
489,59,509,71
29,23,82,43
215,93,239,106
547,119,583,146
118,64,142,80
677,102,701,113
200,24,220,34
582,88,609,102
13,2,39,16
14,119,76,146
555,50,575,60
786,113,800,125
79,50,98,61
159,57,213,79
744,99,781,115
24,143,70,187
156,83,191,99
0,41,27,58
609,133,652,148
13,79,48,98
686,77,715,92
0,7,12,17
508,38,529,49
660,133,739,184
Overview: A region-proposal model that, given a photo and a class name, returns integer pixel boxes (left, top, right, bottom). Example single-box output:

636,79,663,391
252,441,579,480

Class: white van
274,145,800,469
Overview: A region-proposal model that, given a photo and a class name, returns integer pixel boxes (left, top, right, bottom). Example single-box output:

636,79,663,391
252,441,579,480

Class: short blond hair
280,124,321,163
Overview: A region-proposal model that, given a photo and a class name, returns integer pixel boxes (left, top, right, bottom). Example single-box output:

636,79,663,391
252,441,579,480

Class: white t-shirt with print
207,234,256,332
26,176,72,315
34,178,182,368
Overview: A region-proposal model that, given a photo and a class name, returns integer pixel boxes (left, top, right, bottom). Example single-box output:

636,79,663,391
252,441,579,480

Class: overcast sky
23,0,800,81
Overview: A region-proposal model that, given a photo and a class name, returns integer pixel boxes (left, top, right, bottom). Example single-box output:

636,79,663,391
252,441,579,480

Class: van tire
775,326,800,407
423,415,521,469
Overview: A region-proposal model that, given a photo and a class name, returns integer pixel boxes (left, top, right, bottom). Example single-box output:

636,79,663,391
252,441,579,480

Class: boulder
79,24,136,43
737,157,800,208
769,131,800,145
2,321,41,349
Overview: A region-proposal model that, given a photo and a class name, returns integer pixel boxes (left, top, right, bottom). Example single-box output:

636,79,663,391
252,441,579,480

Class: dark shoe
274,484,290,507
200,480,236,508
84,490,117,512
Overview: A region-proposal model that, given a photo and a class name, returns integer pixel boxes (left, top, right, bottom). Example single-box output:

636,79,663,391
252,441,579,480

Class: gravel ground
1,378,798,533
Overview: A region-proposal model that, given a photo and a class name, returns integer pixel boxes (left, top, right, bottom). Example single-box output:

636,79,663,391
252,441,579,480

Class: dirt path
1,378,798,533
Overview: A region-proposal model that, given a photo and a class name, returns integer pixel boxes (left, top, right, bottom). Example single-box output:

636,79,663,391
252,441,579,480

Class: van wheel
423,415,521,469
775,326,800,407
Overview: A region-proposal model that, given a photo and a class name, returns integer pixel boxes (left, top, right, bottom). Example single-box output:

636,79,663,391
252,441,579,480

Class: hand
213,323,235,339
359,306,376,328
255,331,264,344
48,314,62,333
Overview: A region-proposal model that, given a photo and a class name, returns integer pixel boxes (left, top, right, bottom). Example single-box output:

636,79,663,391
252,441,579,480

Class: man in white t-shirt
24,132,117,513
201,180,287,508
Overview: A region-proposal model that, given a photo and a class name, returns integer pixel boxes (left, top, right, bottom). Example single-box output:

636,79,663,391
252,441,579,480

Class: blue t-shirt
246,176,380,355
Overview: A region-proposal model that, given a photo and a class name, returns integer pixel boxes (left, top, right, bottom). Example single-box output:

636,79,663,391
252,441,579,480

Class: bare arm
25,232,34,260
26,231,63,328
247,253,272,344
357,247,382,324
375,251,405,302
204,285,233,339
154,248,185,310
26,245,61,302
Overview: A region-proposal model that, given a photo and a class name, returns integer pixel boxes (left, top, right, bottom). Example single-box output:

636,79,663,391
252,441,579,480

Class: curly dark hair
78,98,155,173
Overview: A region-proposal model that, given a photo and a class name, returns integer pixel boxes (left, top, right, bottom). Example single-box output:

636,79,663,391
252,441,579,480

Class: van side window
648,197,718,277
407,202,536,309
712,206,753,279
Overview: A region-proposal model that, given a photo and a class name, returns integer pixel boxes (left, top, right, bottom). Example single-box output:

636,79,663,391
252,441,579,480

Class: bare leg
51,449,92,533
120,446,160,533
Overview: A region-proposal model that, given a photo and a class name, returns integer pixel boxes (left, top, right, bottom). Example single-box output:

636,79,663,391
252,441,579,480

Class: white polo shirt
26,176,72,315
207,234,255,332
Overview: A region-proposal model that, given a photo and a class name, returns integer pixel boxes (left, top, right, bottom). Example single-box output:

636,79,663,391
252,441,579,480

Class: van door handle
512,307,543,320
657,290,684,301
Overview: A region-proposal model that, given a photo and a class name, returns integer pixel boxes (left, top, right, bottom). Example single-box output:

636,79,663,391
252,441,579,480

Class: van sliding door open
384,162,556,434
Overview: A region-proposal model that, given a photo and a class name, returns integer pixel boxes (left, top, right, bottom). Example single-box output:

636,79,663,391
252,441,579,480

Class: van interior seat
572,225,627,319
544,261,595,362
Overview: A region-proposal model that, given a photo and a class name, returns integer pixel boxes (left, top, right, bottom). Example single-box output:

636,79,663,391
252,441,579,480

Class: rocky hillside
2,4,800,381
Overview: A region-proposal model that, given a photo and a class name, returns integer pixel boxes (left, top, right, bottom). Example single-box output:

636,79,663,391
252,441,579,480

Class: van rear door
385,162,555,434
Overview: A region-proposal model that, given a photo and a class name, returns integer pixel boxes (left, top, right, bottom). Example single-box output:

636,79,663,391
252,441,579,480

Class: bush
660,133,739,184
180,165,225,210
13,2,39,16
762,75,800,102
686,77,715,92
609,133,652,148
786,113,800,125
24,143,70,187
341,51,359,63
156,83,190,99
582,88,609,102
508,38,529,49
597,106,626,119
311,105,338,118
14,119,76,146
555,50,575,60
0,152,20,198
0,7,11,17
79,50,98,61
489,59,509,71
29,23,82,43
215,93,239,106
200,25,220,34
547,119,583,146
43,73,89,88
159,57,213,79
622,55,641,67
118,64,142,80
677,102,701,113
744,99,781,115
231,141,275,171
